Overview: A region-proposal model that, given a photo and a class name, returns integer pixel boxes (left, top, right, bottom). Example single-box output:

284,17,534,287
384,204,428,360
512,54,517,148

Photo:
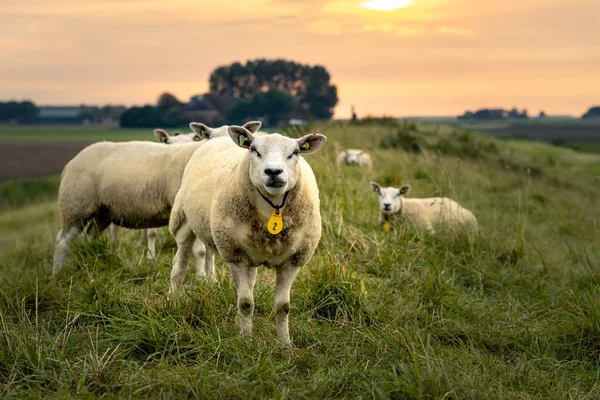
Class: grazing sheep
52,121,262,276
336,149,372,169
369,182,478,233
169,125,327,345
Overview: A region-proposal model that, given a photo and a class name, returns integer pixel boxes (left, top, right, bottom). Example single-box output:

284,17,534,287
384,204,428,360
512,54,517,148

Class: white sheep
169,125,327,345
153,128,199,144
52,121,262,276
369,182,478,233
108,128,206,256
336,149,373,169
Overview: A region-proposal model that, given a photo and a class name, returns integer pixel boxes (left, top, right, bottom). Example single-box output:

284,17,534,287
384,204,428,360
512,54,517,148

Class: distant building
184,94,238,125
38,106,84,124
38,105,124,125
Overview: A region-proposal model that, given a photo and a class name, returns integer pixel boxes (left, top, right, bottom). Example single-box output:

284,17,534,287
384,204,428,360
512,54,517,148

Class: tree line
457,107,531,121
121,59,339,128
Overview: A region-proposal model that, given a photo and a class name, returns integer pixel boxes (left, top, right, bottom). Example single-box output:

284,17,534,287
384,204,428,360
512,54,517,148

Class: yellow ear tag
268,210,283,234
383,222,391,232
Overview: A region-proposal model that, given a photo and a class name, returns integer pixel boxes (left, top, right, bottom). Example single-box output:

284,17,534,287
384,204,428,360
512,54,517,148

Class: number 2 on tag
268,211,283,234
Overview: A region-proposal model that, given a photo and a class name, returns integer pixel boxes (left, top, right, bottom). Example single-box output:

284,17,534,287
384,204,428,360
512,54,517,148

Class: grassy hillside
1,122,599,398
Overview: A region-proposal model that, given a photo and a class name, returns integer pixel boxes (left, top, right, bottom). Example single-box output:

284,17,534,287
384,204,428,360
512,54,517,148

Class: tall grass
0,122,599,398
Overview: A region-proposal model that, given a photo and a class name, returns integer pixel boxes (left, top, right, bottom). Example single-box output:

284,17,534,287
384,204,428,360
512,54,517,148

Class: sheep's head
345,149,364,165
370,182,410,215
229,126,327,197
190,120,262,140
154,129,199,144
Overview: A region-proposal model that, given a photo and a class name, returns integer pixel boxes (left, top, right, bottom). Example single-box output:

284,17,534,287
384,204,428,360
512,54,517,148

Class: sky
1,0,599,117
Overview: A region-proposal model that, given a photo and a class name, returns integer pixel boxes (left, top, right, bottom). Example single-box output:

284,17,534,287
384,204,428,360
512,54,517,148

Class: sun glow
359,0,414,11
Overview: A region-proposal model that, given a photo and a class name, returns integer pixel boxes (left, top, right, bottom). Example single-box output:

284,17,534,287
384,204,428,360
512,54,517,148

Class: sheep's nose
265,167,283,177
383,203,391,210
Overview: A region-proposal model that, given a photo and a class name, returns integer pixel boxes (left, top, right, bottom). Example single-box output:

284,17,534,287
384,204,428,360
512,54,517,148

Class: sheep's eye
288,149,300,159
250,146,261,158
193,136,201,142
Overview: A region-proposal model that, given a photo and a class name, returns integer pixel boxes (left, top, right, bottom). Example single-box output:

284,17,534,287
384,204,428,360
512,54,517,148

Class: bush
379,128,423,153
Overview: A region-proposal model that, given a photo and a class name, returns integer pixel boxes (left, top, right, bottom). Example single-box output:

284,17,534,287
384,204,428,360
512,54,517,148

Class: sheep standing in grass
108,128,206,256
336,149,372,169
169,125,327,345
369,182,478,233
52,121,262,276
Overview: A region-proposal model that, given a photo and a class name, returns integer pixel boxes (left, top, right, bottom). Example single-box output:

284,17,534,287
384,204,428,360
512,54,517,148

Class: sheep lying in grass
370,182,478,233
169,125,327,345
336,149,372,169
52,121,262,276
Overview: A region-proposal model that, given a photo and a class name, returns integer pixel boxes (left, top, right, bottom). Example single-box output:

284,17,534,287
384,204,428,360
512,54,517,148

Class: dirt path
0,141,95,181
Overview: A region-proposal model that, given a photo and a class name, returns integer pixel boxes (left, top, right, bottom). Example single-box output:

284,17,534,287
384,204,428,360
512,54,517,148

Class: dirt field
0,141,94,181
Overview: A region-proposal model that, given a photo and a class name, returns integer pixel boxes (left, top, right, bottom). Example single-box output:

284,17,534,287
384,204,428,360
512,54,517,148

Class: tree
209,59,338,120
227,99,255,125
120,105,163,128
582,106,600,119
252,89,297,126
0,100,39,123
157,92,181,111
227,89,297,127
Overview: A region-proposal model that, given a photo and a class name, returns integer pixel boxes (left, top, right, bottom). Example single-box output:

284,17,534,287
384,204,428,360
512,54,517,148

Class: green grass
0,175,61,209
0,125,187,142
1,122,600,398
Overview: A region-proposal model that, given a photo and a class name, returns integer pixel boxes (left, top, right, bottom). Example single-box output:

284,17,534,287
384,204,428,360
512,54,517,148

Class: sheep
107,128,205,256
153,129,199,144
52,121,262,276
336,149,372,169
169,125,327,345
369,182,478,233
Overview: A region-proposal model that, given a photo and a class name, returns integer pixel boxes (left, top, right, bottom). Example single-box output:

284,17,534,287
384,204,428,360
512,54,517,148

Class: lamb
52,121,262,276
169,125,327,345
369,182,478,233
336,149,372,169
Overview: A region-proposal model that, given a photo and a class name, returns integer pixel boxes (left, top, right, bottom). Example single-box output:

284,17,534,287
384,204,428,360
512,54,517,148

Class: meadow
1,121,600,398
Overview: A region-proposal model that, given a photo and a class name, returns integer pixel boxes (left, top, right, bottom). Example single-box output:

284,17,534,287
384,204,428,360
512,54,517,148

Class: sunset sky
1,0,598,117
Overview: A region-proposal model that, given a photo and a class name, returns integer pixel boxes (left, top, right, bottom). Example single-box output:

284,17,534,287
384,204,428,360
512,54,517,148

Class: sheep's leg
228,262,256,336
52,225,83,276
274,264,300,346
109,224,119,243
191,238,207,281
169,222,195,300
84,217,110,240
146,228,157,259
203,244,217,285
137,229,146,245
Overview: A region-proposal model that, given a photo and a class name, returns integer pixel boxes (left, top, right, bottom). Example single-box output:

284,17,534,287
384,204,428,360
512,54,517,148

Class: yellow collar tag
383,221,391,232
268,210,283,235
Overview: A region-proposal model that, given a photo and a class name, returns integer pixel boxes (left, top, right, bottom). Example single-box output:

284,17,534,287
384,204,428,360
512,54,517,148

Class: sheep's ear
399,185,411,196
228,125,254,149
297,134,327,154
370,181,381,194
189,122,213,140
243,120,262,134
154,129,169,143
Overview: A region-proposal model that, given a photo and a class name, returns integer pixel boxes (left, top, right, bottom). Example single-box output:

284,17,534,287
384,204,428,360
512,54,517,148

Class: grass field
1,122,600,398
452,119,600,153
0,125,167,142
